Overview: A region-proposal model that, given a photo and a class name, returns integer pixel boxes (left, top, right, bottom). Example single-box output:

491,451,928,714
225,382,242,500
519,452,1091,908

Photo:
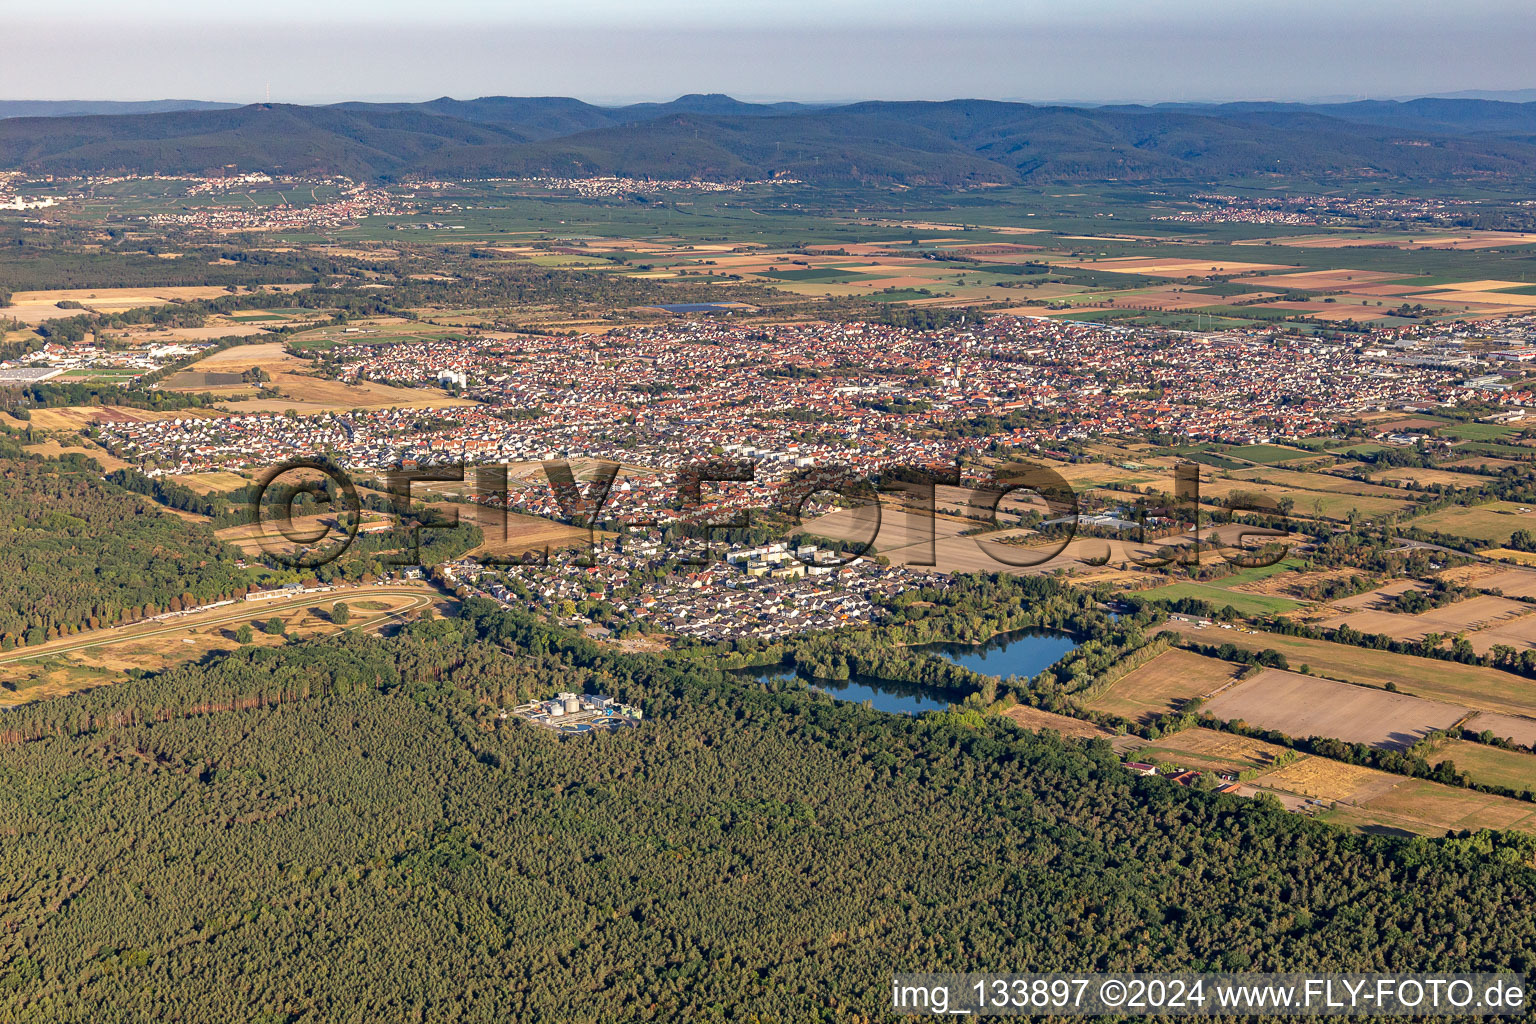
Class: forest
0,601,1531,1022
0,446,248,647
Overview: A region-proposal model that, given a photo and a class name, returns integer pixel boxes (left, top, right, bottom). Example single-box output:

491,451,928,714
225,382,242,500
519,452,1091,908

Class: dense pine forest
0,448,248,648
0,602,1531,1022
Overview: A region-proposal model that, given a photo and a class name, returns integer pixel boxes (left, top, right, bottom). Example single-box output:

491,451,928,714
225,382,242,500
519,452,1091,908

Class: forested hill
0,602,1531,1020
11,95,1536,183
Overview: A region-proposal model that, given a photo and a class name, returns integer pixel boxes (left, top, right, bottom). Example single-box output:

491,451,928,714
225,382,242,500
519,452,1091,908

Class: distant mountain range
8,93,1536,185
0,100,239,119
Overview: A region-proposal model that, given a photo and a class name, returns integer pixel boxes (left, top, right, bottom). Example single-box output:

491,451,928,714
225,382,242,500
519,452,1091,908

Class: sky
8,0,1536,105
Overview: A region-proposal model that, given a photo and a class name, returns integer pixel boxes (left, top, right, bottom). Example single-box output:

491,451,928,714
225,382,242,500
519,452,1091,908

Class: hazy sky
8,0,1536,105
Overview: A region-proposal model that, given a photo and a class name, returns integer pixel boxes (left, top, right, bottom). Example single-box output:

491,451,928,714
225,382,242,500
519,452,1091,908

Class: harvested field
24,406,226,430
1321,579,1425,612
1130,726,1292,774
1202,669,1466,749
1056,258,1297,275
4,286,252,324
1480,548,1536,566
1317,594,1532,643
1087,649,1246,724
174,471,250,494
22,439,132,471
1464,614,1536,656
1369,466,1492,489
1231,269,1400,288
1355,780,1536,832
1165,621,1536,718
998,705,1114,740
169,340,477,413
1464,712,1536,748
1257,758,1403,804
462,507,606,559
1441,564,1536,599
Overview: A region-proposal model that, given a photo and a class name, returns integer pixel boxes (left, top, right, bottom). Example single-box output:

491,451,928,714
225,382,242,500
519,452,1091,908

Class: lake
727,630,1078,715
729,665,957,715
914,628,1080,680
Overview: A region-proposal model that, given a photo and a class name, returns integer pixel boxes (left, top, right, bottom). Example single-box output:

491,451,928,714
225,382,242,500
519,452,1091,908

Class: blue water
730,665,955,715
727,630,1079,715
914,629,1080,680
650,302,739,313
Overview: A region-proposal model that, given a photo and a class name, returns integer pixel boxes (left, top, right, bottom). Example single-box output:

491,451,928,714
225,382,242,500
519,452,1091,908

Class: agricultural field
1163,621,1536,717
463,507,609,559
1440,563,1536,599
1087,648,1247,723
998,704,1116,740
1410,501,1536,546
1254,758,1536,836
1428,739,1536,794
1464,712,1536,748
1201,668,1466,749
1128,726,1293,774
22,438,132,471
1139,581,1303,616
1315,593,1532,643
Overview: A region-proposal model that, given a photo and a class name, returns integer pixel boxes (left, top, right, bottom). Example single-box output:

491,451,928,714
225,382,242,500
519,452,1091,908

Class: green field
1222,444,1318,464
1437,421,1525,441
1411,501,1536,545
1430,740,1536,794
1142,582,1301,616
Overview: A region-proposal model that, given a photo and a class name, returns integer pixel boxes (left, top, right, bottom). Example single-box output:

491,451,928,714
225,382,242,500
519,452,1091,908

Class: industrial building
507,692,643,735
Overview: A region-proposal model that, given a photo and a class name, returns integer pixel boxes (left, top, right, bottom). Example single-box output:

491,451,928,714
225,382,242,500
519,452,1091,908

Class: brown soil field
1441,564,1536,599
1087,649,1247,723
1202,669,1467,749
1464,614,1536,656
1130,726,1292,773
167,340,477,413
4,286,246,324
22,439,132,471
1411,290,1536,309
1230,566,1358,599
1318,579,1425,612
1056,258,1297,275
1318,594,1532,643
1464,711,1536,747
1231,269,1400,288
216,512,362,557
1257,758,1403,804
998,705,1114,740
1368,466,1492,488
1163,621,1536,718
24,406,226,430
457,506,607,558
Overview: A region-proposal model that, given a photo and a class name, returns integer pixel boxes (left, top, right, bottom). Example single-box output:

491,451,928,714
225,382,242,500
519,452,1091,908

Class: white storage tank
547,701,565,717
563,695,580,714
